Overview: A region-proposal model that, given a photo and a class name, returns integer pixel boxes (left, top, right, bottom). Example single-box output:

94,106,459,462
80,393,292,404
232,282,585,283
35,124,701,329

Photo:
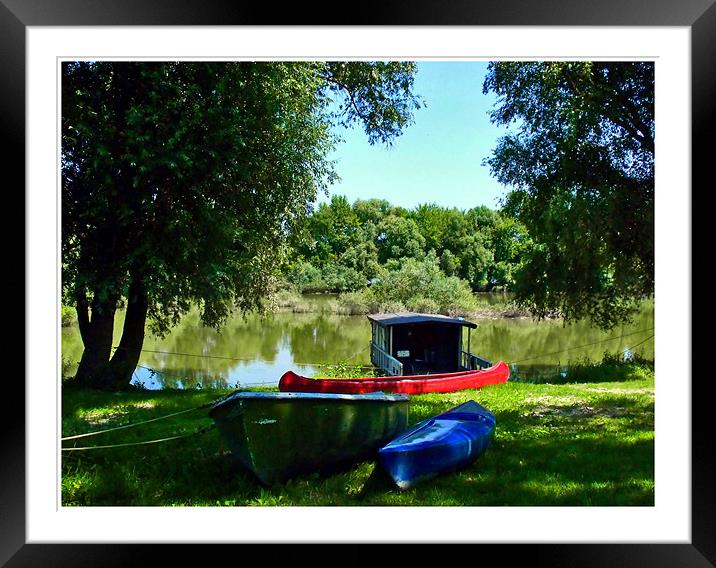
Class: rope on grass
62,423,217,451
61,389,237,441
62,405,211,441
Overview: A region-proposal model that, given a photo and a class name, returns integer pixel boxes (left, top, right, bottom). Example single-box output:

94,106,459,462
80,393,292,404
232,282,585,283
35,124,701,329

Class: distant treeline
283,195,531,295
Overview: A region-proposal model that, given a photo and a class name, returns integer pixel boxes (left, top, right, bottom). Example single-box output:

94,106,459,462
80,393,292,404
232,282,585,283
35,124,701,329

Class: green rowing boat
209,391,410,485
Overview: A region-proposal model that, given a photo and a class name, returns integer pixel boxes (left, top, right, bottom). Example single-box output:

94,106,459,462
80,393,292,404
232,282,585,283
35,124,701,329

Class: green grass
61,367,654,506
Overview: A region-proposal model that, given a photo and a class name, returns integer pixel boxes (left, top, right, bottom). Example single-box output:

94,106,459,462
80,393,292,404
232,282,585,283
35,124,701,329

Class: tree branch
317,72,373,125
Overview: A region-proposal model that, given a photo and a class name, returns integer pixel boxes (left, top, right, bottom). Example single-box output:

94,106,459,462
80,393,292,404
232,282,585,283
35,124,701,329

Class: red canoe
278,361,510,395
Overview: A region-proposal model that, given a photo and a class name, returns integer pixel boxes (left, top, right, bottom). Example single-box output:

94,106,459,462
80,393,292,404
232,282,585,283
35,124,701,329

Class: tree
63,61,421,389
439,249,460,276
458,233,494,291
486,213,532,289
351,198,393,225
410,203,464,255
483,61,654,328
299,194,361,264
375,215,426,263
340,235,381,282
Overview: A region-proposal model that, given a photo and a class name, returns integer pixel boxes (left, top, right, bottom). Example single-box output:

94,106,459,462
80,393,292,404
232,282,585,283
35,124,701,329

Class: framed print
11,0,710,565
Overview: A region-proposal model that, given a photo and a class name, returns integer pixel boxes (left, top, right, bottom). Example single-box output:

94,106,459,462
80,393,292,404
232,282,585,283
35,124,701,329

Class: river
61,294,654,389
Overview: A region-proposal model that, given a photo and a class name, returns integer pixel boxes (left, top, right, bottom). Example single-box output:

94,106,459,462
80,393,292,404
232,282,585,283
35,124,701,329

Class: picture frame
11,0,708,564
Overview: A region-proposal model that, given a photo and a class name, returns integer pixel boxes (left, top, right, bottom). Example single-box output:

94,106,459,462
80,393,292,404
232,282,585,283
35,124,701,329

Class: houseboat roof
366,312,477,329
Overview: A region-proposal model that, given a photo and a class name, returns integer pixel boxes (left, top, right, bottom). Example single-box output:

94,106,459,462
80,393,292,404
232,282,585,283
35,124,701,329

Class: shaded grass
61,371,654,507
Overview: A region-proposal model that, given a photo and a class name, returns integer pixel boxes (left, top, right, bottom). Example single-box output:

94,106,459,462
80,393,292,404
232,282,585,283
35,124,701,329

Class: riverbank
61,295,655,390
273,289,534,319
62,367,654,506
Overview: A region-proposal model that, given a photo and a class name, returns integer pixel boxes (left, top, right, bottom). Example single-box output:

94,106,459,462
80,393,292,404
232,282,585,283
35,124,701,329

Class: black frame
11,0,708,565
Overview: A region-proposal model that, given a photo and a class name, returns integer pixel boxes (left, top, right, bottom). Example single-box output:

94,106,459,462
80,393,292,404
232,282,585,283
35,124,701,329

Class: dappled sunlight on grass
61,375,654,506
73,401,159,426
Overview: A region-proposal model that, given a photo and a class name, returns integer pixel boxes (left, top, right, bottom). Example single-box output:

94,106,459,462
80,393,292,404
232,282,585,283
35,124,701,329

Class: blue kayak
378,400,496,489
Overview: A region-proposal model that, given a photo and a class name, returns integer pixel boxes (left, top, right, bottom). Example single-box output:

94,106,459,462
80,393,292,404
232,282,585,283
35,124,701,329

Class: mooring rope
61,405,212,441
625,333,656,352
110,326,655,386
134,364,282,388
111,325,655,372
61,423,217,451
62,327,655,450
111,344,374,369
60,389,237,442
508,327,655,366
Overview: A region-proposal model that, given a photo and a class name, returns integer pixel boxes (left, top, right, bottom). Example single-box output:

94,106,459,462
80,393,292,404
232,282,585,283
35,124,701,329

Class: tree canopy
284,195,530,295
483,61,654,329
62,61,421,389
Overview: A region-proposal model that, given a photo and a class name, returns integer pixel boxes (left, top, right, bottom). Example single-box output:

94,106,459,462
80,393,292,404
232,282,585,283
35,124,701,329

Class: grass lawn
61,370,654,506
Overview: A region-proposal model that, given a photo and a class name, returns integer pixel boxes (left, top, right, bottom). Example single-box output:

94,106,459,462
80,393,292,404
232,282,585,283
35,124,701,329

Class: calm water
61,295,654,389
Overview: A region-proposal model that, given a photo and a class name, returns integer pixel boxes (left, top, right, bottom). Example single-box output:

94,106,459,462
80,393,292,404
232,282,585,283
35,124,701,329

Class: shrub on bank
406,296,440,314
340,252,479,316
272,289,311,312
334,290,407,315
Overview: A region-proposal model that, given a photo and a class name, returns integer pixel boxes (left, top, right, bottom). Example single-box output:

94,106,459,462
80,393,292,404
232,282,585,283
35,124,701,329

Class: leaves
62,61,421,333
483,62,654,329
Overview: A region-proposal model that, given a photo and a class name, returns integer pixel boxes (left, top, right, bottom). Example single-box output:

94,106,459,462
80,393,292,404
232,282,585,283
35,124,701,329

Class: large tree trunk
74,291,118,388
106,276,149,390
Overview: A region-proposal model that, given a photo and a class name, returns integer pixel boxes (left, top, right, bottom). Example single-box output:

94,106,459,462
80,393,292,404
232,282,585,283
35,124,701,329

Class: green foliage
483,62,654,329
62,61,421,387
340,252,479,316
439,249,459,276
271,289,313,313
63,61,420,330
287,196,530,297
320,263,366,292
322,61,423,146
340,238,381,281
405,296,441,314
410,203,463,254
64,62,332,332
352,198,394,225
332,291,385,315
300,195,362,263
314,362,377,379
61,305,77,326
61,357,75,381
285,259,324,292
559,352,654,384
285,259,365,293
375,215,426,263
456,232,493,290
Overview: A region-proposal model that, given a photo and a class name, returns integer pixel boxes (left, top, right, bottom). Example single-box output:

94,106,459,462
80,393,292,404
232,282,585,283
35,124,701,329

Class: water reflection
62,308,373,389
61,297,654,389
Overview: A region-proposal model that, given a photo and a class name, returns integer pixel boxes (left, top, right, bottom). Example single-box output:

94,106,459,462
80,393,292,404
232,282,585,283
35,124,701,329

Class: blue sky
318,61,511,211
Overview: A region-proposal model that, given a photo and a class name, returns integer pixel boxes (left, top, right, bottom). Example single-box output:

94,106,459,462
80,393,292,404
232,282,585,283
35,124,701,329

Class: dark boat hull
378,400,496,489
209,391,410,485
279,361,510,394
